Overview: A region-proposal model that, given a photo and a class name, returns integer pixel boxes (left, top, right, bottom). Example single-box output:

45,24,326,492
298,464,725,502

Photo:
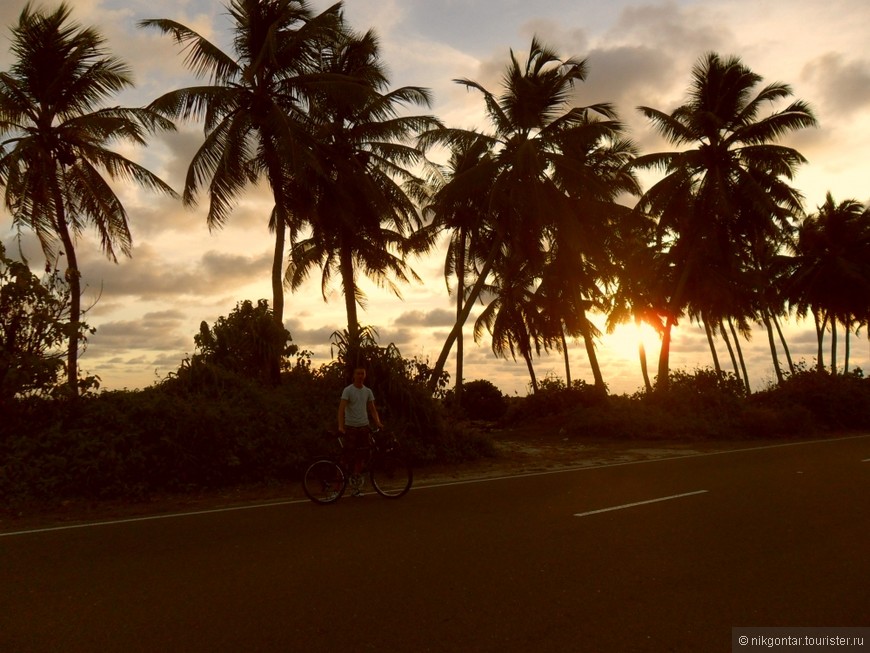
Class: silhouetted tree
0,3,176,396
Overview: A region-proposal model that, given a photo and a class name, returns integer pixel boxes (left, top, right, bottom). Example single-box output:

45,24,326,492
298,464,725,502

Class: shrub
0,243,94,403
448,379,508,422
0,328,492,503
192,299,298,385
751,365,870,431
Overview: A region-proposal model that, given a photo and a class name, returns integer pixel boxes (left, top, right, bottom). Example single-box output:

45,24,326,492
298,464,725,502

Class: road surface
2,436,868,652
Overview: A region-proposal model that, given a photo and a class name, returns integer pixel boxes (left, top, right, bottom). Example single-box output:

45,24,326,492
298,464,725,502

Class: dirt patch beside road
415,427,757,485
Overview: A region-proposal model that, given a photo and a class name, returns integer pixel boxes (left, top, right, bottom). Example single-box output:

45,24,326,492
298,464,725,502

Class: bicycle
302,427,413,504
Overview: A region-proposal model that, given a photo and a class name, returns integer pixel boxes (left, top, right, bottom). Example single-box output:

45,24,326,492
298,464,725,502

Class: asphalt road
3,436,868,652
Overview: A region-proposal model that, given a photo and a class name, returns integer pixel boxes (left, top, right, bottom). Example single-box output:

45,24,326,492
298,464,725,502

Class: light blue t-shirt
341,384,375,427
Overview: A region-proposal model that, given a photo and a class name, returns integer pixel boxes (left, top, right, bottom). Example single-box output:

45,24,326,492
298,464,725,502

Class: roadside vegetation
2,283,867,505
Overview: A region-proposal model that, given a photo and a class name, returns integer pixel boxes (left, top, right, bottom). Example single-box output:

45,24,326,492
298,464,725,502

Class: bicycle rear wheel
303,459,346,504
369,451,413,498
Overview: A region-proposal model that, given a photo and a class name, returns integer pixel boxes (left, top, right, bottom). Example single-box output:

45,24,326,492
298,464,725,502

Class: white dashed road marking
574,490,709,517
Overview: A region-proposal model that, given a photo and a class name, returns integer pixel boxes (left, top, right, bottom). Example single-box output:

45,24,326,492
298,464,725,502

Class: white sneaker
350,474,365,496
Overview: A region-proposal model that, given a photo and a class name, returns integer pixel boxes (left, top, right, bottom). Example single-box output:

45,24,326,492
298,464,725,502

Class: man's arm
338,398,348,432
367,399,383,429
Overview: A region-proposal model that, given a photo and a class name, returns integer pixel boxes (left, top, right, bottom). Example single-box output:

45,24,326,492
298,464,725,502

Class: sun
604,320,662,362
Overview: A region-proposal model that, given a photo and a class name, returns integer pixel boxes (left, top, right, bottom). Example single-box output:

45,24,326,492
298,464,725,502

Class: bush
0,243,78,403
0,331,491,503
446,379,508,422
192,299,298,385
512,375,606,421
750,365,870,431
0,378,322,502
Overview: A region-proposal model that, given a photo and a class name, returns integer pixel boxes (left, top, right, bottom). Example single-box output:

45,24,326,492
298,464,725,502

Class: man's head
352,367,366,388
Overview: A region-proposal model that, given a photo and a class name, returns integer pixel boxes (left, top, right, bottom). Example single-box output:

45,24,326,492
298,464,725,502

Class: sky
1,0,869,396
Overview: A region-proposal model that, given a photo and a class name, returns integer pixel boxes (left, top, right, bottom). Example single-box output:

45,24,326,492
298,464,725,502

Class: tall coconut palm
284,24,440,371
421,133,496,402
787,193,870,374
473,250,547,392
422,38,624,392
633,52,816,390
0,3,177,396
607,224,666,393
140,0,341,335
546,113,640,393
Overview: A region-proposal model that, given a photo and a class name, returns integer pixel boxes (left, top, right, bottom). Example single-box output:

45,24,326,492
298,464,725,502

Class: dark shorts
343,425,371,448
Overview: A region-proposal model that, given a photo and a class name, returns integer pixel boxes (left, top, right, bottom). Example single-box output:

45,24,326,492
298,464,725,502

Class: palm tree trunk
560,325,571,387
762,312,784,385
272,221,285,325
52,179,80,398
657,317,674,392
581,315,606,395
429,237,501,392
703,318,722,376
455,228,467,406
266,216,285,385
265,147,289,384
636,317,653,393
523,348,538,393
830,318,838,376
814,310,826,372
339,241,361,374
728,318,751,393
263,149,287,328
771,314,794,375
719,319,740,382
657,261,692,392
844,319,851,374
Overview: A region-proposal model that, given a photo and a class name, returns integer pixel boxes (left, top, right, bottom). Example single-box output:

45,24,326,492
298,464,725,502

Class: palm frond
138,19,239,85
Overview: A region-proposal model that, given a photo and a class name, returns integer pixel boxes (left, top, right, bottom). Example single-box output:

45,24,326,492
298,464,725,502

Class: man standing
338,367,383,495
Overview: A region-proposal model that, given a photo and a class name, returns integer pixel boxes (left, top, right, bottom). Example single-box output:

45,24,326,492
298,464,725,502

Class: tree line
1,0,868,402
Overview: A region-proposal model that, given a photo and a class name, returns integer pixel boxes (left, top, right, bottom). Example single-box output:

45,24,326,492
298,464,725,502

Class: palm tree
787,193,870,374
546,114,640,393
473,251,547,392
608,253,662,393
633,52,816,390
420,133,496,403
0,3,177,396
422,38,626,392
140,0,341,334
284,24,440,371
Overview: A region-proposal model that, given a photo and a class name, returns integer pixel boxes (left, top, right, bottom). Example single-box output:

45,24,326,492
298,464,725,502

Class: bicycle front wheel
369,451,413,498
303,459,346,504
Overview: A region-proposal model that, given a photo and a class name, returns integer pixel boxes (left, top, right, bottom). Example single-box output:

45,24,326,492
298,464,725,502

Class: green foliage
1,325,491,503
0,245,66,402
515,365,869,440
0,243,97,403
653,368,746,412
505,375,605,422
1,372,327,502
192,299,297,385
749,364,870,432
446,379,508,422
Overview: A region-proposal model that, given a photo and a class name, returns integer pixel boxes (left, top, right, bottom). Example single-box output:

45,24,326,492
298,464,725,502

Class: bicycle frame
336,428,395,476
303,428,411,503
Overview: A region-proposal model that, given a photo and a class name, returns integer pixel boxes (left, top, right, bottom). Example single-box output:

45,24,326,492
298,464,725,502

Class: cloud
91,310,188,351
81,244,272,300
393,308,455,327
801,53,870,120
606,1,730,56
